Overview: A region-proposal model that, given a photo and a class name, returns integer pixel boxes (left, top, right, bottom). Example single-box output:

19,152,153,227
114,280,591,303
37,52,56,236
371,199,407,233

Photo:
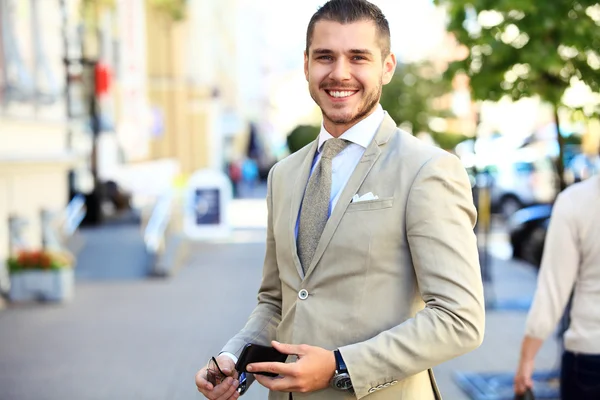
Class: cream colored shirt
525,175,600,354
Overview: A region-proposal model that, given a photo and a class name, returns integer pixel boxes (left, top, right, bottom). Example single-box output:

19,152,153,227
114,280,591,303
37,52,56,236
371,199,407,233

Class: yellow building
143,0,242,176
0,0,81,292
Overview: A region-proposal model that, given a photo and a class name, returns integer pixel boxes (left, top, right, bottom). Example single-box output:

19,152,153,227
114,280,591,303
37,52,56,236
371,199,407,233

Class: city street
0,199,561,400
1,0,596,399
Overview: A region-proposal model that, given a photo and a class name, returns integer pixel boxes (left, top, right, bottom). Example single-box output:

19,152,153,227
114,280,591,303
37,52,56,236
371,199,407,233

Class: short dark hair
306,0,391,57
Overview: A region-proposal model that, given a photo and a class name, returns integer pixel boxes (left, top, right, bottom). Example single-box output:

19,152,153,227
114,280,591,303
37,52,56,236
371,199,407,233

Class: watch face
333,373,353,390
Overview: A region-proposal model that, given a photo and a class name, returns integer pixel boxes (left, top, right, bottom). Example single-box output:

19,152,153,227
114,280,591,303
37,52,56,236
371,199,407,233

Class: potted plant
7,249,75,302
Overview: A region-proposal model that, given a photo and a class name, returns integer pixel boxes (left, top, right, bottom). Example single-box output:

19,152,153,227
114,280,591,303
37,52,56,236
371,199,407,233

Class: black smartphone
235,343,288,377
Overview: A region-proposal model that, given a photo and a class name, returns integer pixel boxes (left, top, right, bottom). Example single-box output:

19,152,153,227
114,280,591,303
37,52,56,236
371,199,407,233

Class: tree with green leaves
434,0,600,190
380,62,451,135
286,125,320,154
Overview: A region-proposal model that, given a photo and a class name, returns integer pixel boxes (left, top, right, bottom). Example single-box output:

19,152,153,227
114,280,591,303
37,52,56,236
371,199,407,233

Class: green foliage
380,62,452,134
564,134,583,146
431,131,471,150
287,125,320,154
80,0,186,23
149,0,187,21
436,0,600,190
435,0,600,111
80,0,116,30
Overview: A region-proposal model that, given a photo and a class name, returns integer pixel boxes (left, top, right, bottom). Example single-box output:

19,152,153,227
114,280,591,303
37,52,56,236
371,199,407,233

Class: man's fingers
513,376,532,395
514,382,525,394
215,378,239,400
272,340,305,356
253,374,274,390
247,361,294,376
206,377,236,399
195,369,214,392
255,374,305,393
254,374,295,392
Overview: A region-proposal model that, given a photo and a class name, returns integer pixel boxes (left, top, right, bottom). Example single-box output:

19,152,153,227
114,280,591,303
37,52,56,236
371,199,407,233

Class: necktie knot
321,138,349,160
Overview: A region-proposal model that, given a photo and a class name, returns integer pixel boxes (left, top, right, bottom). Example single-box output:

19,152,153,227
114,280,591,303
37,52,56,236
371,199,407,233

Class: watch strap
334,349,347,373
237,372,248,395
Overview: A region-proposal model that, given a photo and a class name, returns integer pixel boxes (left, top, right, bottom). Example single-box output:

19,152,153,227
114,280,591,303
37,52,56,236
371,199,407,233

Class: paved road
0,199,560,400
0,238,270,400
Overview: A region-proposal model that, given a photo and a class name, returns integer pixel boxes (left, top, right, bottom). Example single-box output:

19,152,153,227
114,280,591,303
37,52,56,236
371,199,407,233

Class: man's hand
247,341,336,393
195,355,240,399
514,336,542,396
513,358,534,395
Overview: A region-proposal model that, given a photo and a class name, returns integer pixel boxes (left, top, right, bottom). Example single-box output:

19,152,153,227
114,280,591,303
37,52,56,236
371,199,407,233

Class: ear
381,52,397,85
304,51,309,82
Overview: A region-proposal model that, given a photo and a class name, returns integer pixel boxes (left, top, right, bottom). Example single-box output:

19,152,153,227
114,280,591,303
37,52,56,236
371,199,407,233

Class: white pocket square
352,192,379,203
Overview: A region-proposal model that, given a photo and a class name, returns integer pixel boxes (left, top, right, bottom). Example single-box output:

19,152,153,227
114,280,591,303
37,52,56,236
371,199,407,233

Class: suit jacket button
298,289,309,300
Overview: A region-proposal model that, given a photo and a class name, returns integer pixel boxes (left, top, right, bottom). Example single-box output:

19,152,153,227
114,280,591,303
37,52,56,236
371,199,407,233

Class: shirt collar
317,104,385,153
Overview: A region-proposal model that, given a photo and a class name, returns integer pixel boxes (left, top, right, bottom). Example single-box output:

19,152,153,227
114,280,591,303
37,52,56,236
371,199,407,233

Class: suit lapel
303,114,397,279
289,140,318,278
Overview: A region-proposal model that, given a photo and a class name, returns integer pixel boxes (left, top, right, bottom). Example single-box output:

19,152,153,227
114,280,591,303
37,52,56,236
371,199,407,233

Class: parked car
565,153,600,185
508,204,552,268
487,149,559,218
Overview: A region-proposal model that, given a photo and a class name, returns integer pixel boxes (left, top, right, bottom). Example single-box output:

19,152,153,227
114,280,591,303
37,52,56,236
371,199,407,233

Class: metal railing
143,192,173,259
39,194,86,252
61,194,86,238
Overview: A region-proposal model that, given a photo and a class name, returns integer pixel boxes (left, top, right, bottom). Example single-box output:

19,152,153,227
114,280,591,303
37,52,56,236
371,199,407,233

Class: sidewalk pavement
434,256,561,400
0,216,559,399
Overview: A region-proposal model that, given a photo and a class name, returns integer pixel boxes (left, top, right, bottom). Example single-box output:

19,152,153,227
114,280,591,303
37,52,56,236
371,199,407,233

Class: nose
329,58,351,81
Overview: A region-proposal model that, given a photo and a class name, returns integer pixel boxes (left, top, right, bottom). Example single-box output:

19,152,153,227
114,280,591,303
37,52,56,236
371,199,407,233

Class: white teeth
328,90,355,98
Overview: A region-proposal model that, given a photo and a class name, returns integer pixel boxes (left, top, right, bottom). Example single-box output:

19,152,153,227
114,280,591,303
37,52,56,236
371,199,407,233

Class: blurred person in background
195,0,484,399
514,175,600,399
240,158,259,197
228,159,242,198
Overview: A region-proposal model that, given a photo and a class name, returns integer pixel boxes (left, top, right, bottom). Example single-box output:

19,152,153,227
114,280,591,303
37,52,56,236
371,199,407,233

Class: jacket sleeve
339,153,485,399
221,164,282,359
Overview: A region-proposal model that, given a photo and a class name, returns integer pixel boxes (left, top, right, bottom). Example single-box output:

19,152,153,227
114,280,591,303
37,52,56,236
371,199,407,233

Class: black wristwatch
331,350,353,392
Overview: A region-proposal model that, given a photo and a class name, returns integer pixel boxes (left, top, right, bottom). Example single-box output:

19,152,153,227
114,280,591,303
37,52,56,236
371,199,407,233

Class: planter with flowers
7,250,75,302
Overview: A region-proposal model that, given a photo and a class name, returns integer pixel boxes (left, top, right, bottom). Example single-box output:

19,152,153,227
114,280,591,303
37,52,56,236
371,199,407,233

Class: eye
352,56,367,61
316,55,333,61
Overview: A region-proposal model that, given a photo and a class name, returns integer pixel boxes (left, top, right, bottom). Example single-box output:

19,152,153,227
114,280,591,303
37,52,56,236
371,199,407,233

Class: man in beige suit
195,0,485,399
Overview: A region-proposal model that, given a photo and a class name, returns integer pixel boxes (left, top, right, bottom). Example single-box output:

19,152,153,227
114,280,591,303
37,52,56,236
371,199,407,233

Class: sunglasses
205,356,248,394
206,357,228,386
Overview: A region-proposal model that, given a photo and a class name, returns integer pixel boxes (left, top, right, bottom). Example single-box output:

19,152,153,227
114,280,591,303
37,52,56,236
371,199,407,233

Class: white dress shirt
294,105,385,238
525,175,600,354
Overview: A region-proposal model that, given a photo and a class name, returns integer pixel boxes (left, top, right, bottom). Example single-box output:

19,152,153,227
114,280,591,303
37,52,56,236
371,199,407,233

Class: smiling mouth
325,90,358,99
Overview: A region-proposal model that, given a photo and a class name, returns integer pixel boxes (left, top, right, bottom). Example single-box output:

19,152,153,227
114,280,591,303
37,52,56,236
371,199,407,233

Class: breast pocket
346,197,394,212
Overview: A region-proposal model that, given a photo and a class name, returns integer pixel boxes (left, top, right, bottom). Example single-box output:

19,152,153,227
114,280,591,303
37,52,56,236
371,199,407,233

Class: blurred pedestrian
240,158,259,197
228,160,242,198
514,175,600,399
195,1,484,399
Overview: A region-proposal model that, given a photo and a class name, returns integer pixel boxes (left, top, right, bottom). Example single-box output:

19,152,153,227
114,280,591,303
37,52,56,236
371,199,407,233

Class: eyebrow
312,48,374,56
349,49,374,56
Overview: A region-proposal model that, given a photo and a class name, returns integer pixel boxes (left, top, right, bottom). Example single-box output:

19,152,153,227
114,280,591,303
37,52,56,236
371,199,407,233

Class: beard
310,80,382,127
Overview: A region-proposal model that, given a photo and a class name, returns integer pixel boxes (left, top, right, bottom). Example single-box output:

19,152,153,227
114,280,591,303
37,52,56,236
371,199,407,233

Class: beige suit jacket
222,115,485,399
